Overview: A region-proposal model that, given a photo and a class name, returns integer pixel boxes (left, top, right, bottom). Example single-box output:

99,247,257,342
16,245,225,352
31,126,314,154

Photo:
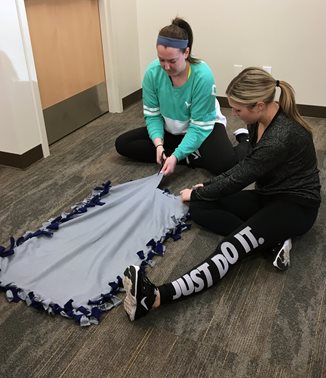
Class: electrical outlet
263,65,272,74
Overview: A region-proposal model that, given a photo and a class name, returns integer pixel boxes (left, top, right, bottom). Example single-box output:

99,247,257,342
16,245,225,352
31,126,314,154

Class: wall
0,0,141,158
0,0,48,156
100,0,141,112
136,0,326,106
1,0,325,161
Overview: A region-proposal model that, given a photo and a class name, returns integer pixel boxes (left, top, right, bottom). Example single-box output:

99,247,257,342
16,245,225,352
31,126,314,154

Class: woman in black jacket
122,67,321,321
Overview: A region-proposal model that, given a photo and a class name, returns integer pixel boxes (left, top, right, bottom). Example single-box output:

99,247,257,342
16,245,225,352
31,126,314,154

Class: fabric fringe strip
0,180,190,326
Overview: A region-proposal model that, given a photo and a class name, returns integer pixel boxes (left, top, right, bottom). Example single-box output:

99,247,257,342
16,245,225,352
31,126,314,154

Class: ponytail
277,81,311,132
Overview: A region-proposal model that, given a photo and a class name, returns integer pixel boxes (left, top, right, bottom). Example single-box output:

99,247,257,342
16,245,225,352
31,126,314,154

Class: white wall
136,0,326,106
0,1,48,155
100,0,141,112
1,0,325,158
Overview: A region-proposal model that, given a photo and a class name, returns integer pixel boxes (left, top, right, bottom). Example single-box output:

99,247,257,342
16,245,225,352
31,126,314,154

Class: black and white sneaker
272,239,292,271
233,128,249,143
123,265,157,321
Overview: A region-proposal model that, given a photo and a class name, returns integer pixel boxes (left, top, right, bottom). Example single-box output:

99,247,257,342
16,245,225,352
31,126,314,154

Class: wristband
155,144,164,148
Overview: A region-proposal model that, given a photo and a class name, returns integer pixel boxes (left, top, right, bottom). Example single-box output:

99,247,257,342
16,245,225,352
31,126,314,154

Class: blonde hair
226,67,311,132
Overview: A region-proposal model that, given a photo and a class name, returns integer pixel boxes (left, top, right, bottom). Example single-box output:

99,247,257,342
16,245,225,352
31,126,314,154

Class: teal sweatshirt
142,59,226,162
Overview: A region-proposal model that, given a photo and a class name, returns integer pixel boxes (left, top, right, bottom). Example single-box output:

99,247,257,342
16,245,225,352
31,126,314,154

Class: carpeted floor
0,102,325,378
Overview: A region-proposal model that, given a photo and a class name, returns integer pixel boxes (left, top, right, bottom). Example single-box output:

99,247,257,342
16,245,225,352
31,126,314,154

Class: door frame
16,0,122,157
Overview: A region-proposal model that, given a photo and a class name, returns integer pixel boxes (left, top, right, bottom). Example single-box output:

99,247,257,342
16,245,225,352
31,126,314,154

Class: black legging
158,190,319,303
115,123,249,175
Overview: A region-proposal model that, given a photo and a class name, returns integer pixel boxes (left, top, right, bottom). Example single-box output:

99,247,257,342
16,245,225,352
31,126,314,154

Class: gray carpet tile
0,102,325,378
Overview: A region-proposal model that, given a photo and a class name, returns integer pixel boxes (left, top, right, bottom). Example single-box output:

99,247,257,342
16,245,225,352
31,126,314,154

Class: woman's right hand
156,145,166,165
180,188,193,202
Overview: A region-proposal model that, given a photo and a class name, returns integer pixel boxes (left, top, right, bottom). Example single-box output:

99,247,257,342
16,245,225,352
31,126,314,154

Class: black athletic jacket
191,109,321,208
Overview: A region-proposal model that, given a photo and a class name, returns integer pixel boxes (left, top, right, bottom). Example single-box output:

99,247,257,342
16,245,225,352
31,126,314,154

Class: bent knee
189,201,204,224
115,134,129,156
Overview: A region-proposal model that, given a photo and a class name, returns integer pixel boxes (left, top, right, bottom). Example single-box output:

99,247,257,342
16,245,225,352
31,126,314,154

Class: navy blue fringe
0,182,190,326
0,181,111,258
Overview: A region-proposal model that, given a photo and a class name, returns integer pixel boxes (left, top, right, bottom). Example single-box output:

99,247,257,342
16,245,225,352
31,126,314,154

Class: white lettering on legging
211,242,239,278
171,227,260,299
234,226,259,252
220,242,238,264
172,263,211,300
211,253,228,279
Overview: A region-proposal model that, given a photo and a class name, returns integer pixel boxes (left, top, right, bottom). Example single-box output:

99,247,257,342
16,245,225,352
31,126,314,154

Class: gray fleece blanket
0,174,189,326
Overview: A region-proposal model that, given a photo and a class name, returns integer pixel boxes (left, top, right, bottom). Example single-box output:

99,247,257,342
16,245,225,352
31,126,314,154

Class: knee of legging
189,202,205,224
115,134,128,156
207,156,237,175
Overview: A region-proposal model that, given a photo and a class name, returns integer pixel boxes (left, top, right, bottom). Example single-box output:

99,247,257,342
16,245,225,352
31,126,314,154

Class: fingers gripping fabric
0,174,189,326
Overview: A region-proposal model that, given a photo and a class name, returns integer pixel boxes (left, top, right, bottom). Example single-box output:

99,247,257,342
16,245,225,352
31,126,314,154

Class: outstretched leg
123,199,318,320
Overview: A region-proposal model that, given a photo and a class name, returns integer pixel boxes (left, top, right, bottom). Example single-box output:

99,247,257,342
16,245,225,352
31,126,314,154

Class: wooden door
25,0,109,144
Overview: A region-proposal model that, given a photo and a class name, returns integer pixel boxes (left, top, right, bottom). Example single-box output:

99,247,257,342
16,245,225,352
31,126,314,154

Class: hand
156,145,166,165
180,188,192,202
161,155,177,176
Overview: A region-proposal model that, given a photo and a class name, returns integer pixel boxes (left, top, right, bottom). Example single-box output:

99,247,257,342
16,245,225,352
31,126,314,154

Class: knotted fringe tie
0,182,190,325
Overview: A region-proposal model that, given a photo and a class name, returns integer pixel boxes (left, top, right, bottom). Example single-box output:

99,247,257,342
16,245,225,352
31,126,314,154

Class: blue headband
157,35,188,49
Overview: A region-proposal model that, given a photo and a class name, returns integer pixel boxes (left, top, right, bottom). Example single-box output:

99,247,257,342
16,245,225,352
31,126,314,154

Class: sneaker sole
123,265,140,321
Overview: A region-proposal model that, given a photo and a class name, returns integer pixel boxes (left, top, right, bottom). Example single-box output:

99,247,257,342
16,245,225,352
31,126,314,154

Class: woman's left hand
180,188,192,202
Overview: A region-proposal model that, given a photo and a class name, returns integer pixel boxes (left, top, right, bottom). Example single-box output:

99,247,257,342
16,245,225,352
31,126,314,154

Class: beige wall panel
25,0,105,109
137,0,326,107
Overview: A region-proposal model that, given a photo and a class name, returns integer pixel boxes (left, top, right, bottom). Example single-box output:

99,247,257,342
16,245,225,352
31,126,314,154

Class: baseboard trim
0,144,43,169
217,96,326,118
297,104,326,118
122,89,142,109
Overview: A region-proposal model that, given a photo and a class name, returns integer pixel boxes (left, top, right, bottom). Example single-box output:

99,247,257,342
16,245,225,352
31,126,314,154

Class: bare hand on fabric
161,155,177,176
180,183,203,202
180,188,192,202
156,145,166,165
